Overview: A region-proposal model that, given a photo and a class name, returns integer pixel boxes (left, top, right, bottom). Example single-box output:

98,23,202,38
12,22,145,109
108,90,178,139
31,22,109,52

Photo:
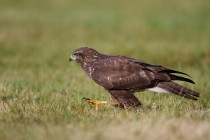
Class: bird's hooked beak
69,55,76,62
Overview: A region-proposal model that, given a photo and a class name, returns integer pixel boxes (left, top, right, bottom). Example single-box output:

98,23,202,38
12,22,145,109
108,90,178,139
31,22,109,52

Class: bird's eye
74,53,79,56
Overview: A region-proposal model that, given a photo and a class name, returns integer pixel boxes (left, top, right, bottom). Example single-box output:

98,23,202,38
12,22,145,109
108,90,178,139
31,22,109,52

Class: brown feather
157,82,199,100
91,57,171,90
108,90,141,108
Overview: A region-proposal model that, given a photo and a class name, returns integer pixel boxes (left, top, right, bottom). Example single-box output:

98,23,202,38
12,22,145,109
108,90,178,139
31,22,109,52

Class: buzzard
69,47,200,110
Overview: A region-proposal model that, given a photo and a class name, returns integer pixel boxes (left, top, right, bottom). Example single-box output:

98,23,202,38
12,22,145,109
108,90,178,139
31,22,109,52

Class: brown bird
69,47,200,110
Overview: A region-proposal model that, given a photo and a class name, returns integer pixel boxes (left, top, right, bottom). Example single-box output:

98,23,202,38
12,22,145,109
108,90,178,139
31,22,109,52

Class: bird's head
69,47,104,66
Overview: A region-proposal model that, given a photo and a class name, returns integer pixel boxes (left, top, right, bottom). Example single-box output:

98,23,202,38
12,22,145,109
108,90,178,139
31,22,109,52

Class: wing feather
91,57,170,90
91,56,194,92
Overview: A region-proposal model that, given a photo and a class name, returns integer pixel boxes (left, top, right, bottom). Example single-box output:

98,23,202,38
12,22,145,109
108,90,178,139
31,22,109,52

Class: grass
0,0,210,139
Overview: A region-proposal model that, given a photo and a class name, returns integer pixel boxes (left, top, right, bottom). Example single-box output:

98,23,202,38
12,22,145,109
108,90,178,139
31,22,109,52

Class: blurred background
0,0,210,139
1,0,210,68
1,0,209,92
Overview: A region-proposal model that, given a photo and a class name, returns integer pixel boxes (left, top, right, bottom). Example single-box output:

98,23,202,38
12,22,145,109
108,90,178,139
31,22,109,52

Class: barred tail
157,82,200,100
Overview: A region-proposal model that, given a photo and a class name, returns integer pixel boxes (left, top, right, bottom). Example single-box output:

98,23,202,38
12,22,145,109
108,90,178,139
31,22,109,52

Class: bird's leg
82,97,108,111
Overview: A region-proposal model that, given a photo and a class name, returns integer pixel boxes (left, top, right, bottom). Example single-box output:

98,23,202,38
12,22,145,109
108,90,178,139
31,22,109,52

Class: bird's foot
82,97,107,111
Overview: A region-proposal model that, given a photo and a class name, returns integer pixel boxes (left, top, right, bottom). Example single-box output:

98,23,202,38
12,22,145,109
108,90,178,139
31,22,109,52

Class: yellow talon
88,100,107,111
82,98,107,111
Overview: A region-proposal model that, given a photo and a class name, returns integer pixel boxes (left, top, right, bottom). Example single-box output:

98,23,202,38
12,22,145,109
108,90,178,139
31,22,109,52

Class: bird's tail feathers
157,82,200,100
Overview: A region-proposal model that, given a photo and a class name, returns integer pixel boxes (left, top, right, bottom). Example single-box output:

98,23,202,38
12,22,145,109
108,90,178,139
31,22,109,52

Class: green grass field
0,0,210,139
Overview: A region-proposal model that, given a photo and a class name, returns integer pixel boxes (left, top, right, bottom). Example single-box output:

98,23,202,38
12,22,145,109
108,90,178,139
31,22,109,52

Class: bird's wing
129,58,195,84
91,56,172,90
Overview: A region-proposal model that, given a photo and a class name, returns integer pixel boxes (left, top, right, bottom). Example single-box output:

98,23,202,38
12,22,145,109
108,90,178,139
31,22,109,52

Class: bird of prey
69,47,200,110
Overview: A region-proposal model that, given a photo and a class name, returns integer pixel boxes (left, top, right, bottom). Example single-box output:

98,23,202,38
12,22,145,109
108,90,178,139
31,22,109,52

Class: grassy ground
0,0,210,139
